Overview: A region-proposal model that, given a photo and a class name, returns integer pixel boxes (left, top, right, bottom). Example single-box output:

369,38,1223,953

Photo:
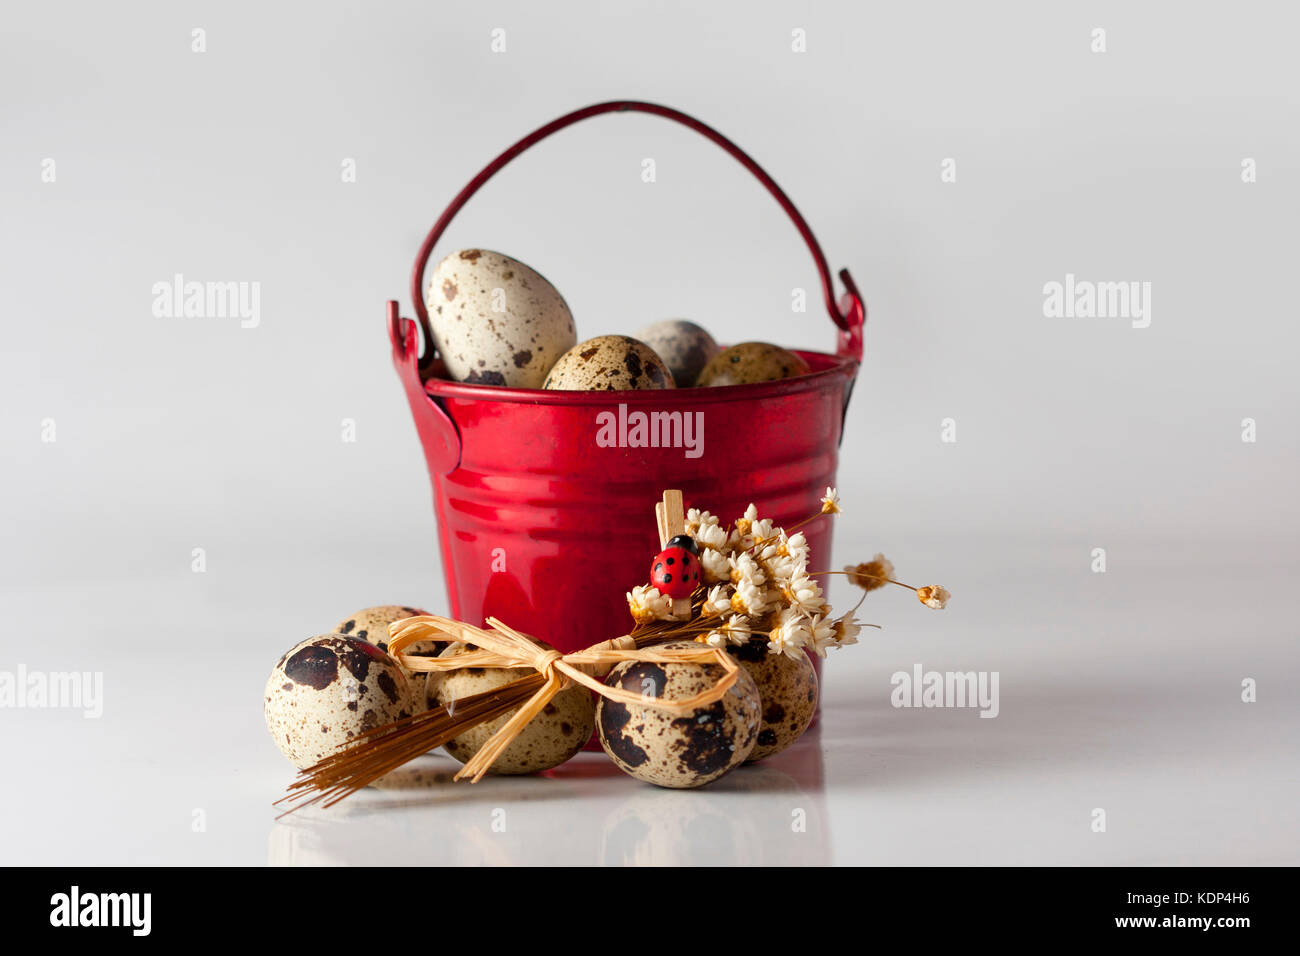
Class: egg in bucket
386,101,865,690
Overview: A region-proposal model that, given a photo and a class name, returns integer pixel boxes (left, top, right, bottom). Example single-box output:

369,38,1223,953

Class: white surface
3,535,1296,866
2,1,1298,865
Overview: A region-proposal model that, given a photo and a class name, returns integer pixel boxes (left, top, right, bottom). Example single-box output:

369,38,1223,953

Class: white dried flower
730,504,775,551
782,573,828,615
731,577,769,616
719,615,752,645
702,614,752,648
701,584,733,617
764,552,800,587
728,552,766,588
696,522,729,551
627,584,673,625
686,509,721,535
768,607,811,659
735,503,759,535
779,531,810,564
700,547,731,584
917,585,951,610
805,614,837,658
832,616,862,647
820,487,841,514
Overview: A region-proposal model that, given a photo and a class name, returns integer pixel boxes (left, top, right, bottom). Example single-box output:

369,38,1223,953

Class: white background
2,1,1297,865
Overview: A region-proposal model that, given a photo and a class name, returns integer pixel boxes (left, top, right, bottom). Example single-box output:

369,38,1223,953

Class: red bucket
387,101,865,660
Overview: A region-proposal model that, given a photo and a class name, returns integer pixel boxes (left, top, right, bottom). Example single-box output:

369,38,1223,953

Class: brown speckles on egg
433,645,594,774
596,642,761,788
696,342,811,387
333,605,436,712
544,335,676,391
265,635,412,771
426,250,575,388
284,644,338,690
599,699,649,767
729,639,819,762
463,368,508,386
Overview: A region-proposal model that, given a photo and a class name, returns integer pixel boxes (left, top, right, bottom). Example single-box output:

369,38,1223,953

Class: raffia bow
388,614,740,783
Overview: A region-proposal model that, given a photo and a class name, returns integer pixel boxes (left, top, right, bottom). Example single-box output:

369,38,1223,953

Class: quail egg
432,645,595,774
695,341,811,387
634,319,720,387
543,335,675,390
264,634,413,770
596,641,761,788
729,638,818,761
335,605,442,709
426,249,577,388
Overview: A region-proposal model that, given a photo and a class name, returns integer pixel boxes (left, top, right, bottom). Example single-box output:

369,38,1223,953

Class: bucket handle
406,100,866,371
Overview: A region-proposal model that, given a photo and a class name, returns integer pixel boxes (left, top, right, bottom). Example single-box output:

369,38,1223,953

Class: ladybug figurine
650,534,701,599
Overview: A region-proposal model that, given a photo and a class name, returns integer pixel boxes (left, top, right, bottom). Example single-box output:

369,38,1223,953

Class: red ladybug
651,534,701,599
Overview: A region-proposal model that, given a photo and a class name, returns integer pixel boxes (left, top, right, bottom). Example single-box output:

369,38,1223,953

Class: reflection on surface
267,732,829,866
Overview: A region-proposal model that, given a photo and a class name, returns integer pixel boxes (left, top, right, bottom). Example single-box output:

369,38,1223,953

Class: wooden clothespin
654,489,693,620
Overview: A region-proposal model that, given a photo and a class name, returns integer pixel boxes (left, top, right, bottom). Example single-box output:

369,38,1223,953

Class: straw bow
388,615,741,782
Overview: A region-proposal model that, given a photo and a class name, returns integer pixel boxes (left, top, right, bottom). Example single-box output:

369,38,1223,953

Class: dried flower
845,554,895,593
686,509,721,535
696,521,729,551
782,573,828,615
728,552,766,588
917,585,951,610
731,577,769,617
768,607,811,659
718,615,752,646
820,487,841,514
700,615,753,648
805,614,837,658
699,547,731,585
627,584,673,625
701,585,732,617
832,616,862,647
734,503,759,536
779,531,809,563
763,552,800,587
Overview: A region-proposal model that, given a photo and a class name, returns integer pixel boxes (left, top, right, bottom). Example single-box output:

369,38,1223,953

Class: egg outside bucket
387,101,865,697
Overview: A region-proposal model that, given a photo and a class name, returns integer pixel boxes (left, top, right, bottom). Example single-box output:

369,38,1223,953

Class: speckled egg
426,249,577,388
596,641,761,789
695,341,811,387
634,319,720,387
334,605,442,710
729,639,818,761
432,646,595,775
543,335,675,390
264,635,413,770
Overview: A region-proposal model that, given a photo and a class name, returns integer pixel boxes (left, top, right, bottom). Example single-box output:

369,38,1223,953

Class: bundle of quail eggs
601,494,863,787
425,248,812,390
264,495,875,795
265,603,594,778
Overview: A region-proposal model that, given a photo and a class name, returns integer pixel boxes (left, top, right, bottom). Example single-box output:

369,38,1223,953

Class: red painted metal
388,101,866,665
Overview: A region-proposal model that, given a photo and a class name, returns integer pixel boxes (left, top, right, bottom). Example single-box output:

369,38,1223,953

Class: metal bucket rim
422,348,859,407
